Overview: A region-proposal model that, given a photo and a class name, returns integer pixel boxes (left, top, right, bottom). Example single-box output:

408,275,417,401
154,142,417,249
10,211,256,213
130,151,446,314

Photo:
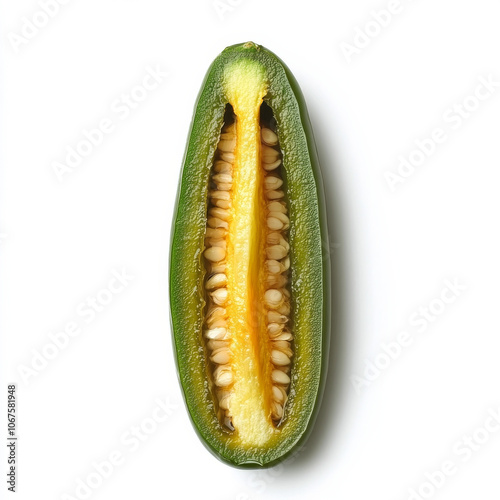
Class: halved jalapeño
170,42,329,468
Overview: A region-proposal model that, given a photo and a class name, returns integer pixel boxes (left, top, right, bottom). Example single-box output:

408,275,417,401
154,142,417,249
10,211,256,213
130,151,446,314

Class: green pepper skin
169,42,330,468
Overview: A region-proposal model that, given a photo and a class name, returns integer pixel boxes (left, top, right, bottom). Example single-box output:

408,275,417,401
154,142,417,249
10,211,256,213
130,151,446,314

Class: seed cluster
203,118,293,432
203,121,236,432
260,126,293,423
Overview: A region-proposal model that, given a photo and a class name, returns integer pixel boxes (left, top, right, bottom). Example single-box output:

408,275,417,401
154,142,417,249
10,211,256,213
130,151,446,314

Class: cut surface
202,59,293,447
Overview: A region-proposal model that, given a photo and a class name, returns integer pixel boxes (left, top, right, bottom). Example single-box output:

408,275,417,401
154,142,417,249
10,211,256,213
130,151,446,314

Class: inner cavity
202,101,293,439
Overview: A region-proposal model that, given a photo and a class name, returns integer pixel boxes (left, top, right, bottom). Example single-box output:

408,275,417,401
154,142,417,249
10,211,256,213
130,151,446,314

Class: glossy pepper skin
169,42,330,468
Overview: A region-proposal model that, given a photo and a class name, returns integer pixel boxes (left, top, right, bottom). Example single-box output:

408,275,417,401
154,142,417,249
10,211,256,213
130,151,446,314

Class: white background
1,0,500,499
